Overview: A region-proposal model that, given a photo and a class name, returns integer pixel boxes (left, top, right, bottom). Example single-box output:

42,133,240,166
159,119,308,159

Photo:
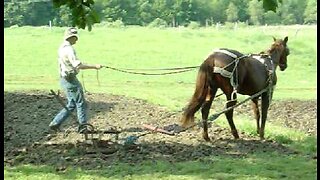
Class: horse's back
204,48,273,95
238,56,274,95
206,48,243,68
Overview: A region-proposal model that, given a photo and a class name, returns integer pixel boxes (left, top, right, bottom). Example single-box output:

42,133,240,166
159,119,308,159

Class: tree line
4,0,317,29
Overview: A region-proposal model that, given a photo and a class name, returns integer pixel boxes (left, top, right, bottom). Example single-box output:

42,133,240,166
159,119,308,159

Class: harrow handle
142,124,175,136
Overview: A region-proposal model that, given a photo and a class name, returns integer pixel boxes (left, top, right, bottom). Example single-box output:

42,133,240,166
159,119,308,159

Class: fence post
49,20,52,30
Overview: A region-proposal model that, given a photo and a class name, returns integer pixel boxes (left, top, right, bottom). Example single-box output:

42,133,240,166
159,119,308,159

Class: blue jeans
49,76,87,127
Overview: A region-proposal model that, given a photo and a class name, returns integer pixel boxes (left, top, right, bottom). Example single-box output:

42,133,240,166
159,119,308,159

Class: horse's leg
251,98,260,134
260,92,270,140
225,92,239,139
201,87,217,141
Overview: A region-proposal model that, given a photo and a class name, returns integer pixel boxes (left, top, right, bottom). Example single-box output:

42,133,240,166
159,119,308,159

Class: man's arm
77,63,102,70
64,46,102,71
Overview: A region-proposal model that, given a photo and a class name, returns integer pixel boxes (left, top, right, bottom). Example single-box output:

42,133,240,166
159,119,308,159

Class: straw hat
64,27,78,40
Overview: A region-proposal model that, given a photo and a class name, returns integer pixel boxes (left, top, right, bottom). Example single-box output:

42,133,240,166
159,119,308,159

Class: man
49,27,102,132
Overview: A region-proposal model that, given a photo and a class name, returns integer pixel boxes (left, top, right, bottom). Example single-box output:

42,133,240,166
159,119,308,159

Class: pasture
4,25,317,179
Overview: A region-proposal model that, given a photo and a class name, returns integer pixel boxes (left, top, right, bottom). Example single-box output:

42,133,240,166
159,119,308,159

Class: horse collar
251,54,274,73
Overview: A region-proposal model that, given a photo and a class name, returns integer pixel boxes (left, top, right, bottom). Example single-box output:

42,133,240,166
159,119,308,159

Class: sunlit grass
4,25,317,180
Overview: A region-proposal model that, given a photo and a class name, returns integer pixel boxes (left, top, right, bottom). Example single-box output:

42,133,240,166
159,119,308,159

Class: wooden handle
142,124,175,136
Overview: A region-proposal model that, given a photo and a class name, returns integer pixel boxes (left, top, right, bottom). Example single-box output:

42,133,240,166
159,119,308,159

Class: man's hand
95,64,103,70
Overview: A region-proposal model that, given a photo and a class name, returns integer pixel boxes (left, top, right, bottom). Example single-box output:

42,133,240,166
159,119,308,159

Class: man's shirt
58,41,82,77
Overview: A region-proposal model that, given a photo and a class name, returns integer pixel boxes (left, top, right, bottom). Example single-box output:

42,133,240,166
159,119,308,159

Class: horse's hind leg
251,98,260,134
260,92,270,140
225,92,239,139
201,87,217,141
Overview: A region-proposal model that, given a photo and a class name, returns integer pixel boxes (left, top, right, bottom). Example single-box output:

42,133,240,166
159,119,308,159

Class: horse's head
268,36,290,71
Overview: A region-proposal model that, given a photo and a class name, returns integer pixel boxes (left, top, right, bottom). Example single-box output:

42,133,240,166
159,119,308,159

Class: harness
212,49,275,102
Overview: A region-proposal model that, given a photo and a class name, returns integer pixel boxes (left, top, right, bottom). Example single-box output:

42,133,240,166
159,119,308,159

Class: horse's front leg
260,92,270,140
251,98,260,135
225,93,239,139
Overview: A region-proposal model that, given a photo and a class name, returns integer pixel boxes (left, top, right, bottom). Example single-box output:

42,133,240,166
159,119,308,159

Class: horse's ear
273,36,276,42
283,36,288,44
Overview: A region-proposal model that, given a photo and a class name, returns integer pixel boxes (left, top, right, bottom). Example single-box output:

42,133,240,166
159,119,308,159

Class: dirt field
4,90,316,170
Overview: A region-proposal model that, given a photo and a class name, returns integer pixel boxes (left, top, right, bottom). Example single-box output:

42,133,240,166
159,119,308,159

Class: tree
264,11,281,25
52,0,100,31
226,2,239,22
53,5,73,27
303,0,317,24
52,0,282,31
259,0,282,12
4,2,26,26
248,0,264,25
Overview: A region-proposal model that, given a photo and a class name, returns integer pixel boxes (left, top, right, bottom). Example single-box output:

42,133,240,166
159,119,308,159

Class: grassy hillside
4,25,316,110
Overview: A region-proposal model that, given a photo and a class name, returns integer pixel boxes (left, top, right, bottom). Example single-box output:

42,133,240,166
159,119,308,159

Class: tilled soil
4,90,316,170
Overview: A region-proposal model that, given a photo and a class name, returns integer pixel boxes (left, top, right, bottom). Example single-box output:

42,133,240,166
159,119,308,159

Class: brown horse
181,36,289,141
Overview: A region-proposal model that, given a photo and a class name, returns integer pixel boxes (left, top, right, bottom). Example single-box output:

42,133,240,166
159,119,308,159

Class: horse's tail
181,62,212,127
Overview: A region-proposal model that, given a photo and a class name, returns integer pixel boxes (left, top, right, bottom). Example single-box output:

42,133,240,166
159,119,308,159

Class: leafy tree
248,0,264,25
209,0,227,23
232,0,250,22
137,0,153,25
263,11,281,25
52,0,100,31
191,0,213,26
174,0,193,26
282,13,297,25
52,0,283,30
53,5,73,27
277,0,302,25
4,2,26,26
303,0,317,24
24,2,55,26
148,18,168,28
285,0,307,24
258,0,282,12
226,2,239,22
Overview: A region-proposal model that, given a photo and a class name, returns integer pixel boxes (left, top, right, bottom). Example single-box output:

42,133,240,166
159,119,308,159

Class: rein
101,65,199,75
93,65,199,88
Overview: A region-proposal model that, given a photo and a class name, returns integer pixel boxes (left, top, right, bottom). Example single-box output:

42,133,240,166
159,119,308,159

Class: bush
224,22,235,29
187,21,200,29
94,20,125,28
282,14,297,25
236,21,248,28
264,11,281,25
148,18,168,28
112,20,125,28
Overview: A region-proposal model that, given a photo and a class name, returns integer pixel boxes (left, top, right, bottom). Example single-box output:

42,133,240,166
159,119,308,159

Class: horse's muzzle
279,64,287,71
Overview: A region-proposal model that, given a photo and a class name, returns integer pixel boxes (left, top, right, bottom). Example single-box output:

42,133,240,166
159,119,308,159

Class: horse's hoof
203,135,211,142
232,133,240,139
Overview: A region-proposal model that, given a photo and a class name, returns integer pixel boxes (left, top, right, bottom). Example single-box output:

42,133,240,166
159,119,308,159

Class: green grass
4,152,316,180
4,25,317,179
4,25,316,110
